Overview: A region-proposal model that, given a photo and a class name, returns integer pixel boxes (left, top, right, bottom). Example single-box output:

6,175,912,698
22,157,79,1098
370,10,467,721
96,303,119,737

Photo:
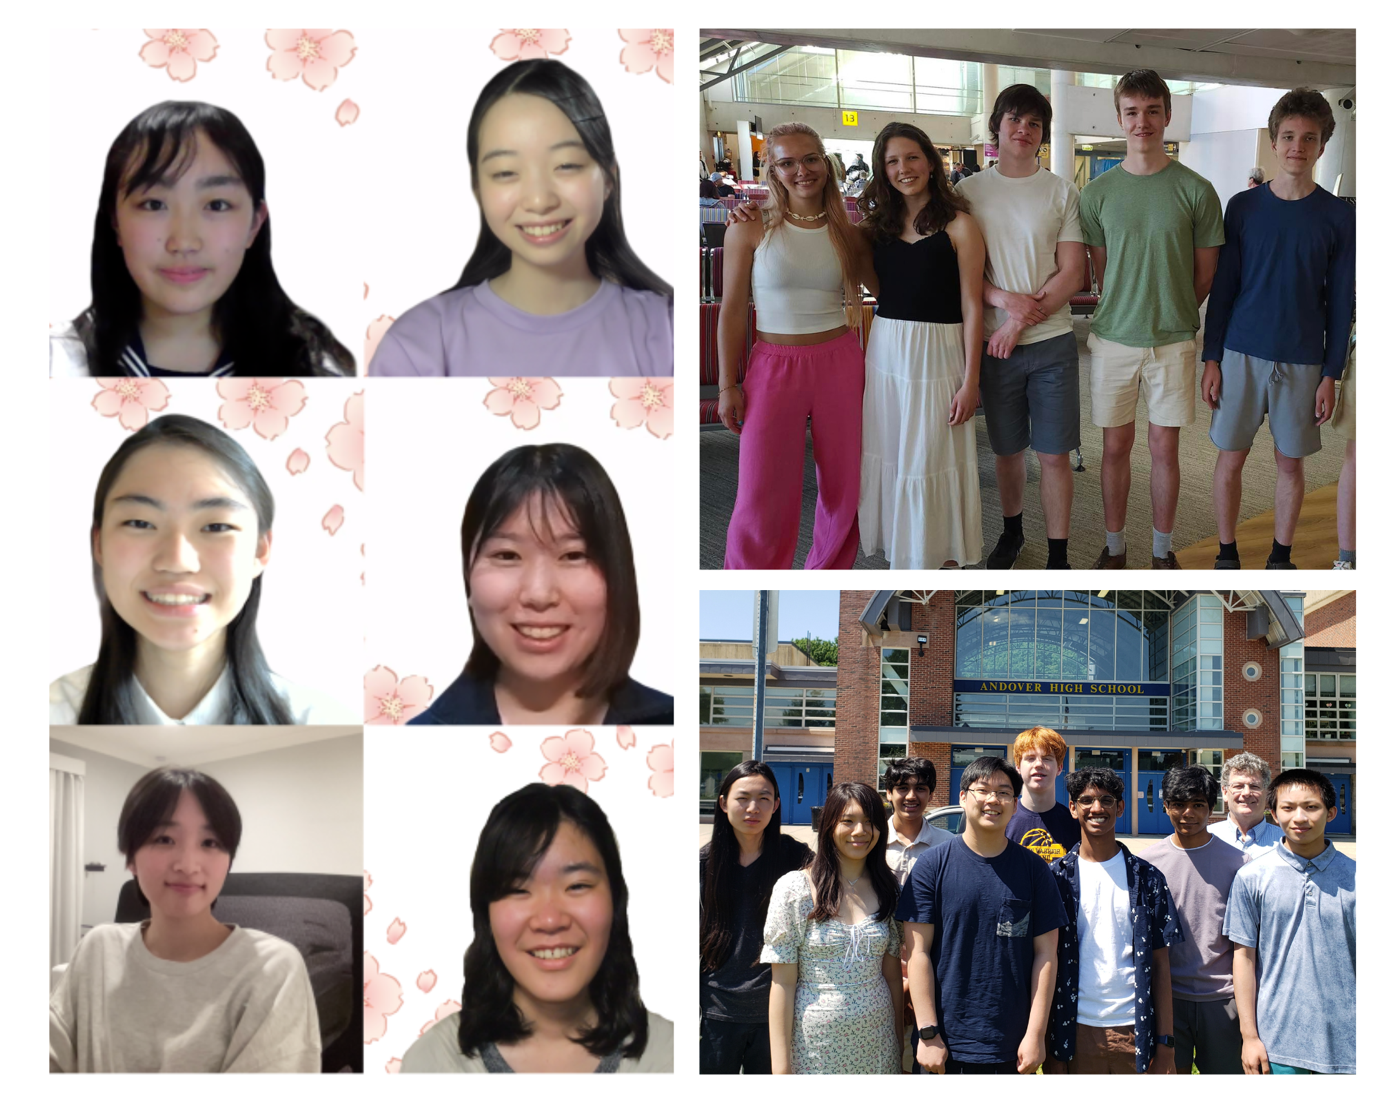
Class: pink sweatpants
724,332,865,569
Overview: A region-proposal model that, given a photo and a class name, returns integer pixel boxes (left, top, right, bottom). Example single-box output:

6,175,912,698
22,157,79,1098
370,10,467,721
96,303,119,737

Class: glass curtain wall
1306,672,1356,740
880,648,910,783
1280,595,1306,768
1170,595,1224,733
701,685,837,728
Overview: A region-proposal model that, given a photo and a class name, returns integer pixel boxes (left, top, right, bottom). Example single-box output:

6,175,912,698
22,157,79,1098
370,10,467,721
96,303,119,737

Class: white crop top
751,221,847,334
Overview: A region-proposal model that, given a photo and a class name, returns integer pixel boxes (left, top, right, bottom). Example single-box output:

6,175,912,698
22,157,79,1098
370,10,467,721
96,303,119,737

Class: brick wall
1305,593,1356,647
835,591,880,787
1221,607,1281,777
907,594,957,805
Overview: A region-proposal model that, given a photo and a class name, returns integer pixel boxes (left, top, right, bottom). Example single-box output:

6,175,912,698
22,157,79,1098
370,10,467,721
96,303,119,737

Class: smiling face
720,774,779,840
831,799,879,864
961,770,1018,834
1070,783,1123,842
1018,749,1060,798
887,775,931,825
475,93,610,279
769,132,829,203
489,820,614,1012
882,136,929,198
998,110,1043,159
1165,795,1212,847
468,493,608,693
128,788,231,921
1274,783,1335,855
94,444,269,658
1222,770,1269,825
1272,114,1326,181
113,132,266,329
1117,93,1169,152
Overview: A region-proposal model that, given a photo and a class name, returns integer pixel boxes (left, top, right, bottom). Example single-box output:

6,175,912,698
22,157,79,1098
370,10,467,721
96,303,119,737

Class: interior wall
1180,129,1260,213
704,98,973,146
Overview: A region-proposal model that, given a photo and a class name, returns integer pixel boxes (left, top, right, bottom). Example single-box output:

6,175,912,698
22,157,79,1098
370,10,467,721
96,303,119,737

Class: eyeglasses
1225,784,1264,794
1072,796,1117,808
966,788,1015,804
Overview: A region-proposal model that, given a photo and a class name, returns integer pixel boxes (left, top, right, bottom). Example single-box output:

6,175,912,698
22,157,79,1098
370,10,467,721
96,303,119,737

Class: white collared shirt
1209,814,1284,856
50,665,356,725
885,817,953,887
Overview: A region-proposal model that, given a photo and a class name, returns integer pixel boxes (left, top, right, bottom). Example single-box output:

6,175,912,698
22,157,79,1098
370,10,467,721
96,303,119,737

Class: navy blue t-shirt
897,835,1069,1064
1005,801,1080,863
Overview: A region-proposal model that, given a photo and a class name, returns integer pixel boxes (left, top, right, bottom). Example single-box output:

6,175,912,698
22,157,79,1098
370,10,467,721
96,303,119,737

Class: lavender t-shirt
1140,835,1247,999
369,280,672,377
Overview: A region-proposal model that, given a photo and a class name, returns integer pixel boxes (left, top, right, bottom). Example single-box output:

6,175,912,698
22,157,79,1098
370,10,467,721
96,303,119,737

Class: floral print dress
760,869,901,1073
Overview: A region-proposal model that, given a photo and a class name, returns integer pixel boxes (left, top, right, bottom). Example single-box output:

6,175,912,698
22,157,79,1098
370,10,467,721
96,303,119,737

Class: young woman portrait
49,767,320,1072
700,761,814,1074
406,442,673,726
400,783,673,1072
762,781,904,1074
370,59,672,377
51,100,354,378
49,414,355,725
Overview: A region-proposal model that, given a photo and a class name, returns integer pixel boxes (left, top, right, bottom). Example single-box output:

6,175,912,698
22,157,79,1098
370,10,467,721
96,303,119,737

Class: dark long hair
78,414,293,724
860,121,970,242
460,444,638,700
76,100,354,376
700,761,810,973
808,782,898,923
458,784,648,1059
119,766,242,907
455,60,671,300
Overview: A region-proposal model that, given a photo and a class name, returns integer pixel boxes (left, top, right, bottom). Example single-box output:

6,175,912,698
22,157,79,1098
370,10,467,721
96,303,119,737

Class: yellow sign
842,110,858,126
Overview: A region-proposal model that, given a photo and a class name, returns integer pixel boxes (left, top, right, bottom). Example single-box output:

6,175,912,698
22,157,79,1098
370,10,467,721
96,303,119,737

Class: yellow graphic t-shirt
1005,802,1081,862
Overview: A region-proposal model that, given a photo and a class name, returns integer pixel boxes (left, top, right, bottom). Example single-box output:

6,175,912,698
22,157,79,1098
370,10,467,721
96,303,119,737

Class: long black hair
461,443,638,700
76,100,354,376
455,60,671,300
458,783,648,1059
79,414,293,724
808,782,898,923
700,761,810,973
860,120,970,242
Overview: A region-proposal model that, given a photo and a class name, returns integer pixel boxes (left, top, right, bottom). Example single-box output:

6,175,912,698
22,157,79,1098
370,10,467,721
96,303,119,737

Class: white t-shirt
399,1010,675,1072
50,664,356,725
1075,853,1137,1026
50,923,321,1072
954,166,1083,343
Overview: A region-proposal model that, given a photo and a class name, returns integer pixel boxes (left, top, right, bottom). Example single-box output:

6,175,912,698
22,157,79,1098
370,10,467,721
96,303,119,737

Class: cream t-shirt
399,1011,675,1073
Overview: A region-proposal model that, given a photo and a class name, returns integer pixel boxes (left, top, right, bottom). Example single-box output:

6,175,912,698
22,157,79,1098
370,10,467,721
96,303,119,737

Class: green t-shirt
1080,160,1225,347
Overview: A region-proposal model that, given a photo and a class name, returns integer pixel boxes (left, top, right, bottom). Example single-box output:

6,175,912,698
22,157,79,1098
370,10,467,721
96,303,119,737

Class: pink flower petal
139,40,171,68
364,870,372,891
530,378,563,409
286,448,310,475
616,726,636,750
386,918,407,945
185,31,219,62
322,504,345,535
253,407,292,440
565,728,596,758
621,41,658,76
267,50,304,82
302,56,341,92
609,377,644,400
364,665,401,701
316,30,357,68
216,377,253,401
490,731,512,753
657,52,674,84
363,892,371,915
538,761,570,787
363,952,404,1044
540,735,569,763
611,397,647,429
166,51,198,82
619,29,653,43
265,29,304,51
648,769,674,798
416,970,437,994
648,403,675,439
364,315,395,374
385,1058,402,1074
539,29,571,54
490,32,524,60
509,398,541,430
336,98,360,126
218,399,255,431
269,379,309,416
647,743,674,772
579,752,609,782
117,402,152,432
484,388,516,416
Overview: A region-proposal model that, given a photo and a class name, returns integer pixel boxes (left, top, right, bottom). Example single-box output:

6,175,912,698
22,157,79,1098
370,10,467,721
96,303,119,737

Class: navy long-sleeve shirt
1202,183,1355,377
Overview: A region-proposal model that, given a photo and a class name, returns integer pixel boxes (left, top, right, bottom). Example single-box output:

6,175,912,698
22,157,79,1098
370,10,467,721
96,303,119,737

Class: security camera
1339,97,1354,110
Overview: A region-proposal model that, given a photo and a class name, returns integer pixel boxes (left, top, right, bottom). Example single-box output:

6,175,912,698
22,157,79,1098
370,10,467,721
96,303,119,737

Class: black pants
700,1018,772,1074
910,1027,1018,1073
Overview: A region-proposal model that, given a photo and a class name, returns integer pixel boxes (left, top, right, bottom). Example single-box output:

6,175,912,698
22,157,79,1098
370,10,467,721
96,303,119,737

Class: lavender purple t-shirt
369,280,673,376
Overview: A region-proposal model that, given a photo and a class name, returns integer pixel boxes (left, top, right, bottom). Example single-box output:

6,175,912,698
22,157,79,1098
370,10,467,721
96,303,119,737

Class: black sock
1219,541,1239,561
1003,513,1024,538
1046,538,1069,567
1269,540,1293,564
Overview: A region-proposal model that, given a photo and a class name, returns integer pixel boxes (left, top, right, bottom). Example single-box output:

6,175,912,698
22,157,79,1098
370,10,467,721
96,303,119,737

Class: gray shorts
1173,995,1241,1074
1209,349,1324,458
979,330,1080,456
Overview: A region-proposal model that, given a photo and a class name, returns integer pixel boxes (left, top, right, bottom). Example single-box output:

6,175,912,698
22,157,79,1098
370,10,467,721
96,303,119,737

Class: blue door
779,763,830,825
1136,750,1184,836
1074,749,1131,834
1324,774,1352,835
949,746,1009,805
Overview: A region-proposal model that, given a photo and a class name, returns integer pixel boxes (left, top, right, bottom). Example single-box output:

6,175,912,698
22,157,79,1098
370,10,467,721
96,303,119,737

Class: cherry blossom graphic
365,666,434,725
417,970,437,994
365,315,395,373
491,29,570,61
326,391,365,491
484,377,562,430
619,29,673,84
336,99,360,126
490,731,512,753
363,952,404,1044
616,726,637,750
384,1057,402,1074
419,999,462,1036
266,29,357,92
387,918,407,945
216,377,307,440
610,377,674,439
364,870,372,916
286,448,311,475
647,740,674,797
539,729,607,792
140,30,219,83
92,378,170,431
322,504,345,535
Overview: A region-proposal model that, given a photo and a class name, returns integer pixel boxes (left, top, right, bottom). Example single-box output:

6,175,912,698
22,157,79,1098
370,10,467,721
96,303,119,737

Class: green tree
792,633,839,667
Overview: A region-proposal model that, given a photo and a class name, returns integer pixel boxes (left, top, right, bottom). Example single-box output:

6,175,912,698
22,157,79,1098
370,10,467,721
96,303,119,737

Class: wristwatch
1155,1034,1175,1049
917,1025,940,1041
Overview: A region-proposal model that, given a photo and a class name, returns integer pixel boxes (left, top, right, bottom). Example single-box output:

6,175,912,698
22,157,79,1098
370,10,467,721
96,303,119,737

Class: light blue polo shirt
1210,816,1283,856
1224,842,1355,1073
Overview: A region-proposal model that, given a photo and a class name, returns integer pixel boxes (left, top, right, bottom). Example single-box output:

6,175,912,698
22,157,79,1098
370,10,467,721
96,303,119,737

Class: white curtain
50,755,85,969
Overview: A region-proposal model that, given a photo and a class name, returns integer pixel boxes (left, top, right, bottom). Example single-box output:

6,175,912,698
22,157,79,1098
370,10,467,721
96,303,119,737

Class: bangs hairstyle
860,120,970,243
959,755,1023,796
760,122,866,329
457,59,671,300
80,414,292,725
119,766,241,906
1268,87,1337,145
461,444,638,700
1268,768,1337,813
459,783,647,1059
1013,725,1068,763
808,781,897,924
883,756,937,795
1114,69,1172,116
1065,765,1124,804
1161,764,1219,807
990,84,1052,148
77,100,353,377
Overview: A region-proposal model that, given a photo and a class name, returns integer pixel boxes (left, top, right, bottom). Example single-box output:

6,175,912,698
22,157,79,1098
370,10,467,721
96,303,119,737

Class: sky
699,590,841,643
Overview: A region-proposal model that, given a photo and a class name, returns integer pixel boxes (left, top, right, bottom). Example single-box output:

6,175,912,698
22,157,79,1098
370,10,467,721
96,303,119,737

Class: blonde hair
1013,726,1068,763
761,122,864,329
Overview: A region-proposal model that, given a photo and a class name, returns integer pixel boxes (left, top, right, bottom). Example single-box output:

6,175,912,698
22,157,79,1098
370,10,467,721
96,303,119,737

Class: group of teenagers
700,727,1355,1075
717,70,1355,570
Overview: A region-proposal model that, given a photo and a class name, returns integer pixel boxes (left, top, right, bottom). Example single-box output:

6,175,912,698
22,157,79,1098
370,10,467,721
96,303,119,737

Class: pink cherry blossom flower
419,999,462,1036
384,1057,402,1074
617,726,637,750
365,666,434,725
387,918,407,945
484,377,562,430
140,30,219,83
417,970,437,994
647,741,674,798
336,99,360,126
326,390,365,491
619,29,674,84
491,29,570,61
539,729,607,792
363,870,373,916
363,952,404,1044
216,377,307,440
286,448,311,475
322,504,345,535
266,29,357,92
610,377,673,439
490,732,512,753
365,315,395,373
92,378,171,431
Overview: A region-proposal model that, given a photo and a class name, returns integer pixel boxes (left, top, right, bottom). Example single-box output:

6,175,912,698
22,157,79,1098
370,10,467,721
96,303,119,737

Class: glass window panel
1088,610,1117,680
1318,674,1336,695
1007,603,1035,678
883,648,911,665
955,607,982,678
983,607,1010,676
740,47,839,106
1340,674,1355,696
1063,609,1090,678
1035,608,1063,676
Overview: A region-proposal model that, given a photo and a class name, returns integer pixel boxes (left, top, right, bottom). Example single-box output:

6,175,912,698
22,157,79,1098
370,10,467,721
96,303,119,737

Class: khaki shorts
1332,346,1355,439
1088,332,1197,428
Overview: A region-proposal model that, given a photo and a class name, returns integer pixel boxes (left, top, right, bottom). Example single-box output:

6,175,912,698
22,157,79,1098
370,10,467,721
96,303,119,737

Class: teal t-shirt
1080,160,1225,347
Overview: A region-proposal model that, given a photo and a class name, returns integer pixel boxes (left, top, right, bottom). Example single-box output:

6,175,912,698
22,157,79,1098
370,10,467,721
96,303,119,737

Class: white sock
1106,530,1126,556
1153,528,1173,558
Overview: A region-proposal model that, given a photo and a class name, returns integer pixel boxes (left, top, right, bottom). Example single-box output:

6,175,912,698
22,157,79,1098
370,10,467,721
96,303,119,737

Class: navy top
407,670,673,726
873,231,963,323
1005,802,1081,864
1202,184,1355,376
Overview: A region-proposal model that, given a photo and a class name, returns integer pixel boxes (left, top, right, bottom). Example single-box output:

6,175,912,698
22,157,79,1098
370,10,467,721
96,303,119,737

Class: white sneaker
1332,560,1355,570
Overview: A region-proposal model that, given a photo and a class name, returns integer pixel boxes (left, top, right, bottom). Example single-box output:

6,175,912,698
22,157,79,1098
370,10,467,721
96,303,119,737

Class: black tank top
873,230,963,323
